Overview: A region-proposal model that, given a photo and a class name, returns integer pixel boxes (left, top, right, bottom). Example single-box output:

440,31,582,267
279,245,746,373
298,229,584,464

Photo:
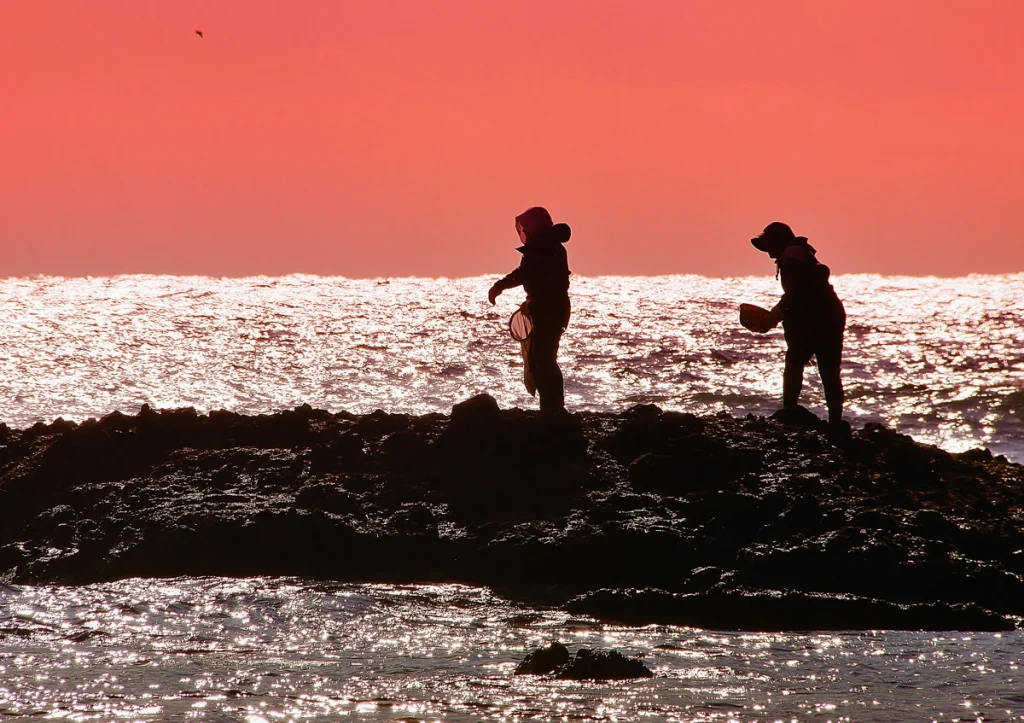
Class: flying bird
195,29,203,38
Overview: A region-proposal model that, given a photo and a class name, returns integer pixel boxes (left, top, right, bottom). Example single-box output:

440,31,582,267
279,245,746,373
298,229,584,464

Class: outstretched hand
488,285,500,305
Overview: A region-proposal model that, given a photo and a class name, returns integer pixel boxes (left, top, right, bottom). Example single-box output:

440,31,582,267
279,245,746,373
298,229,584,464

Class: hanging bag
508,302,537,396
508,303,534,342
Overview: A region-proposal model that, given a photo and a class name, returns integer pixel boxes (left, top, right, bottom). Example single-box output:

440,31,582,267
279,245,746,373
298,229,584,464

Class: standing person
750,221,848,435
488,207,572,413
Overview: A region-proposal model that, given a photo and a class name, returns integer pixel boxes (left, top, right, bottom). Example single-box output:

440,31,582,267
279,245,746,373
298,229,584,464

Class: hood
517,223,571,252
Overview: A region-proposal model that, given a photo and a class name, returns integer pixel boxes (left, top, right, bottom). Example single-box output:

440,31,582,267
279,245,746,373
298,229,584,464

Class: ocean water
1,578,1022,722
0,273,1021,460
1,274,1022,720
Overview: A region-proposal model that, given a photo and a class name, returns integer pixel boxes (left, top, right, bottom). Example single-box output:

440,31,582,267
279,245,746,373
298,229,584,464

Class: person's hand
768,304,784,327
488,285,500,305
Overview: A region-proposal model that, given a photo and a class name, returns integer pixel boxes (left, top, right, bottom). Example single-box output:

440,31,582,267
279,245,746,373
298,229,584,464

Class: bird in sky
195,29,204,38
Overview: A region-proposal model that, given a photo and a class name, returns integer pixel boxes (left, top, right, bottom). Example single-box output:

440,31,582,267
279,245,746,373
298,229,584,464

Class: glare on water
1,578,1022,721
0,273,1021,460
0,276,1021,719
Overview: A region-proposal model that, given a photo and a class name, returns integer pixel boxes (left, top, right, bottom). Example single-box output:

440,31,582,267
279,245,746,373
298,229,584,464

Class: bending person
751,221,848,433
488,207,572,413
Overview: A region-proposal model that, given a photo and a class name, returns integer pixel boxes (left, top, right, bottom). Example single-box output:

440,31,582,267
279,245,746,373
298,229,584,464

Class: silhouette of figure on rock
750,222,849,436
488,207,572,413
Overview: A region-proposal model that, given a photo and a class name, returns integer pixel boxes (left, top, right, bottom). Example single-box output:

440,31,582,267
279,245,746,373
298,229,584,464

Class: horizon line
3,270,1023,283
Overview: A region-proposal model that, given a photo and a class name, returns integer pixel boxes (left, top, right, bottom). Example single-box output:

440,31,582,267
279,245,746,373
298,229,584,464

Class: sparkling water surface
1,274,1022,720
0,273,1021,460
1,578,1022,722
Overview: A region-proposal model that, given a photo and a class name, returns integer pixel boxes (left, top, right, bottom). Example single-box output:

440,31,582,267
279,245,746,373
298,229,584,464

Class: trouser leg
783,346,814,409
815,324,846,424
528,322,564,412
783,329,815,409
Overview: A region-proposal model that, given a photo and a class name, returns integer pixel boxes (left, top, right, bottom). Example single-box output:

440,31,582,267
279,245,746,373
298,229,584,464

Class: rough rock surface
1,395,1022,631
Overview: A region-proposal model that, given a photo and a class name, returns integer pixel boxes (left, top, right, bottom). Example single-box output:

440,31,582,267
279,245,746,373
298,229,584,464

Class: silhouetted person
489,207,571,412
751,222,848,432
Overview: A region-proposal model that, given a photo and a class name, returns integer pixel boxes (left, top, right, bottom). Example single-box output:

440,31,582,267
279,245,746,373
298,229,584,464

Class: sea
0,273,1022,721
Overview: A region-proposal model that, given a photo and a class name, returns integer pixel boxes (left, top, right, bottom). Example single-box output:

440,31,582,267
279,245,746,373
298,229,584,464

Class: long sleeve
493,267,523,292
492,229,570,302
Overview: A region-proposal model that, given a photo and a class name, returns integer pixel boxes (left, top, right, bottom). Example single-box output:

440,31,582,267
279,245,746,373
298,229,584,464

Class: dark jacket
493,223,571,309
775,239,843,326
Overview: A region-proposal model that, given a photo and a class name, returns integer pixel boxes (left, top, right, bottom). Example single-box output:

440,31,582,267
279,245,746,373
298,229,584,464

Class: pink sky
2,0,1023,277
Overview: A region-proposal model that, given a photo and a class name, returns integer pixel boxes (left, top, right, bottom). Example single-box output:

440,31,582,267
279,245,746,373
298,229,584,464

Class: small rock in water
515,643,653,680
515,641,569,675
555,648,654,680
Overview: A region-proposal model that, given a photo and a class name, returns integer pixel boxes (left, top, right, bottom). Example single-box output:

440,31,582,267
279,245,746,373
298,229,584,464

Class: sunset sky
2,0,1023,278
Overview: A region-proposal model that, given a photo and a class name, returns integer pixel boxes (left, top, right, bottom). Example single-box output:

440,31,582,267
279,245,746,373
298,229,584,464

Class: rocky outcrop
0,396,1021,631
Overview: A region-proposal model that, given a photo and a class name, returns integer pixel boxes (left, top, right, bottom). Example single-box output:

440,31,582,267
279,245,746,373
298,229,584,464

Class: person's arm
488,268,523,304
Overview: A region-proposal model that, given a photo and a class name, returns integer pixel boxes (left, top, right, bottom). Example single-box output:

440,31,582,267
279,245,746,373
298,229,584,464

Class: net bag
509,305,534,342
508,303,536,395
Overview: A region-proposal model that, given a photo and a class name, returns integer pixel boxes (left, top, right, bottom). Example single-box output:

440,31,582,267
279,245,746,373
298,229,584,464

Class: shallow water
0,273,1021,460
0,578,1021,722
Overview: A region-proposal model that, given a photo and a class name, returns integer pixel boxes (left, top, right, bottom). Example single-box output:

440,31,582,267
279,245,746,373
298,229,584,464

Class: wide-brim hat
751,221,796,252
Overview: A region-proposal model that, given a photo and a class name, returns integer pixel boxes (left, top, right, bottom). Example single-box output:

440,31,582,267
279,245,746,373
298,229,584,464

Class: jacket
492,223,571,308
774,239,844,325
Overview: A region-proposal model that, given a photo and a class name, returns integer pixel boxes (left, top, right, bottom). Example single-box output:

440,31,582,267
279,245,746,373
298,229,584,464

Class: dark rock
295,482,365,518
436,405,588,519
679,566,727,593
959,448,994,463
629,453,678,491
0,543,27,570
22,421,56,441
435,394,503,465
308,433,366,473
355,410,411,439
775,493,823,531
49,418,78,435
770,405,826,429
554,648,653,680
827,419,853,446
450,393,501,424
0,397,1021,631
380,430,430,469
389,504,436,534
515,641,570,675
607,404,666,463
629,434,761,495
99,409,135,431
516,643,652,680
